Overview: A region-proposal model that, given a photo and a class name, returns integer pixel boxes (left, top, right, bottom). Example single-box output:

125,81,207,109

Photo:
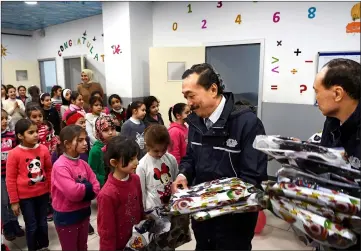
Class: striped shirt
1,130,17,176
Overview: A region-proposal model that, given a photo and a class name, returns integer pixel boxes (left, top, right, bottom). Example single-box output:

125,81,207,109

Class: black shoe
88,223,94,235
12,221,25,237
3,223,16,241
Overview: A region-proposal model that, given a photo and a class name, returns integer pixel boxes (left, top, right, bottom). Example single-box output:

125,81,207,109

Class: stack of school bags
253,135,361,250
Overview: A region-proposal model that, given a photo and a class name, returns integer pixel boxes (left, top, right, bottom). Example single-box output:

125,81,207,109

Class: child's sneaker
12,221,25,237
3,223,16,241
88,223,94,235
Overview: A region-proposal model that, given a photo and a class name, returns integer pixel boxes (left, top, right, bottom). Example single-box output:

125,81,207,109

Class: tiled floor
4,201,311,250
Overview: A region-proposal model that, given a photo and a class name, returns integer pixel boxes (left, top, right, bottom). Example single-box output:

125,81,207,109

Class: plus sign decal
291,69,298,74
294,48,302,56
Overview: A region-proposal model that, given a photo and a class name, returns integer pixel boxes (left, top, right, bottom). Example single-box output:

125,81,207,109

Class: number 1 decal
202,20,207,29
187,4,192,13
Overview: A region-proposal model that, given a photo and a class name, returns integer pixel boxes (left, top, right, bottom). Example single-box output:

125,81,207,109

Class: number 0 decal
235,14,241,24
172,22,178,31
202,20,207,29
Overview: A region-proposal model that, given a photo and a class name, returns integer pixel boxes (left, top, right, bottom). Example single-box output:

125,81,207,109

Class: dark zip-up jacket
179,92,268,186
143,113,164,128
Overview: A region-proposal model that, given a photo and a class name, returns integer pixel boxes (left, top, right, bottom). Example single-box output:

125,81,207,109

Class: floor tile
264,209,291,231
87,235,100,250
2,239,22,251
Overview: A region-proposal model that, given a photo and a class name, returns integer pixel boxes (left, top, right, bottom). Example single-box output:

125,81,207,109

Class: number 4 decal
235,14,241,24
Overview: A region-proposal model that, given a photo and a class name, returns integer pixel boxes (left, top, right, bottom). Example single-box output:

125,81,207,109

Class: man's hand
171,175,188,194
11,203,21,216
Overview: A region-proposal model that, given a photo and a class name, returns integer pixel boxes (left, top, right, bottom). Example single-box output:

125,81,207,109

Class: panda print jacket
5,144,52,204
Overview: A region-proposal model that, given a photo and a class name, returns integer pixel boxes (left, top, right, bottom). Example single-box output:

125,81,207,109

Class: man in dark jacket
314,58,360,251
171,63,268,250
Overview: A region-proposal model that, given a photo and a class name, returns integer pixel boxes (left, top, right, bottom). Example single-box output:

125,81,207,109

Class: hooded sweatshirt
88,140,106,187
168,122,188,164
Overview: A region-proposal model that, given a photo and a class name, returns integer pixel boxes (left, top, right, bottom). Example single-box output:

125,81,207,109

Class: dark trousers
55,217,90,251
192,212,258,251
19,193,49,251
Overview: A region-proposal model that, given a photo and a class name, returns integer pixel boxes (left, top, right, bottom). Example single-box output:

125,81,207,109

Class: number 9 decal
172,22,178,31
273,12,280,23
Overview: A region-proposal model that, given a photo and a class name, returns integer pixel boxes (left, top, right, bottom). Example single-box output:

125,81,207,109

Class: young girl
17,85,28,105
168,103,190,164
136,124,191,250
1,84,7,101
90,91,109,114
40,93,61,135
60,89,71,120
62,92,85,122
6,119,52,251
2,85,26,131
26,104,60,155
1,110,24,241
108,94,127,133
121,101,147,159
85,95,105,146
51,85,63,115
52,125,100,251
25,85,40,106
143,96,164,127
97,135,144,251
88,115,116,187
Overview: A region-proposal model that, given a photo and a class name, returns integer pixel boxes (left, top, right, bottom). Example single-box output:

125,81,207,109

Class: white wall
152,1,360,104
33,15,105,89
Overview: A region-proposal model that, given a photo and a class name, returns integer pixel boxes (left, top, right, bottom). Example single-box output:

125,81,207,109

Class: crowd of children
1,84,192,251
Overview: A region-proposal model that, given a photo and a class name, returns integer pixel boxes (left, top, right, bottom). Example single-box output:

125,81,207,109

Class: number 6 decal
202,20,207,29
273,12,280,23
172,22,178,31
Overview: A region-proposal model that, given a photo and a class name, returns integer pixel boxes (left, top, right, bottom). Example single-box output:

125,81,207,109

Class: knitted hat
95,114,116,143
66,111,84,126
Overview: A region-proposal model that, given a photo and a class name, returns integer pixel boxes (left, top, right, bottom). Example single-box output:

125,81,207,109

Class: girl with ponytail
167,103,190,164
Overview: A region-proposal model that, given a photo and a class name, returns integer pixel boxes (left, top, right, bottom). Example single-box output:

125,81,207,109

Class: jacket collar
187,92,235,130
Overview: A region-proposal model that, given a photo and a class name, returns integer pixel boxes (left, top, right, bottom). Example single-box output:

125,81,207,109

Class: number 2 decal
201,20,207,29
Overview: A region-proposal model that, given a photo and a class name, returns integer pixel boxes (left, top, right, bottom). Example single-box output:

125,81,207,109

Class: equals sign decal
271,85,278,90
305,60,313,63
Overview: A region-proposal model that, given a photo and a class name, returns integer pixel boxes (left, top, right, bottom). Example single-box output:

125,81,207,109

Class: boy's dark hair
144,124,171,148
168,103,187,123
26,102,43,118
57,125,87,156
70,91,81,104
108,94,123,106
126,101,144,119
89,95,103,108
28,85,40,104
17,85,26,92
51,85,62,98
15,119,36,142
40,93,51,107
322,58,361,100
143,96,159,113
182,63,225,95
105,136,139,169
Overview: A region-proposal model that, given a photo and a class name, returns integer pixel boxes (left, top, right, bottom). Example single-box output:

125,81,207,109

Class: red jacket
97,173,144,251
6,144,52,204
168,122,188,164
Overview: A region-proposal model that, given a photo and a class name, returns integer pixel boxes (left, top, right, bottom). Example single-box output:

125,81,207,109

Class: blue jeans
19,193,49,251
1,176,17,225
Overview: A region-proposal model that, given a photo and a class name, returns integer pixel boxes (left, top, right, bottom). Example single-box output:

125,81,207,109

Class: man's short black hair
182,63,224,95
322,58,361,100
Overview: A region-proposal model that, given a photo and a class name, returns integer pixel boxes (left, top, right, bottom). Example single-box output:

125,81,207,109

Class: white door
149,47,205,127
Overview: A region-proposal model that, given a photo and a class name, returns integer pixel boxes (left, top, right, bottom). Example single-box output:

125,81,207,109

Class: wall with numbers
152,1,360,105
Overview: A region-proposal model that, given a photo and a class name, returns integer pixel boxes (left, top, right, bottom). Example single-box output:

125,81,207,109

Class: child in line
62,92,85,122
6,119,52,251
40,93,61,135
108,94,127,134
88,115,116,187
137,124,191,250
60,89,71,120
121,101,147,159
97,136,144,251
25,85,40,106
1,109,24,241
168,103,190,164
52,125,100,251
90,91,109,114
143,96,164,127
2,85,26,131
17,85,28,105
51,85,63,116
85,95,105,146
1,84,7,101
52,111,89,164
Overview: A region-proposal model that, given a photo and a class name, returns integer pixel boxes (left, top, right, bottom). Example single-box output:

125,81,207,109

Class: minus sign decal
305,60,313,63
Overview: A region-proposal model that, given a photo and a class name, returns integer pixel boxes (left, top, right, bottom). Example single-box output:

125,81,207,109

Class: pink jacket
51,154,100,213
62,104,86,121
168,122,188,164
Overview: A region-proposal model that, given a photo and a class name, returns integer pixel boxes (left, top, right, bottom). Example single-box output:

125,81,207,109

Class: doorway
39,59,57,93
63,56,86,91
206,43,261,111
